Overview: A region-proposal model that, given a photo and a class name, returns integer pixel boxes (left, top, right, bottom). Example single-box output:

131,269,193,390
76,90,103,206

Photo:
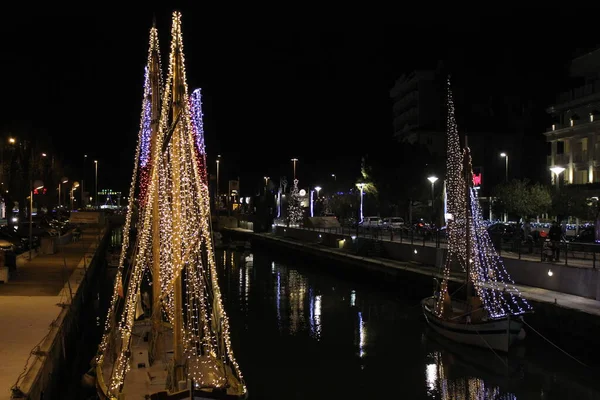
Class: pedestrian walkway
0,228,104,400
226,227,600,318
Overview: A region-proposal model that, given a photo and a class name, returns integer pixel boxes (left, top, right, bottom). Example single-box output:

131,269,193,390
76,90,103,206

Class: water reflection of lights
350,290,356,307
276,271,282,329
271,261,276,273
309,289,322,340
288,270,306,334
357,311,367,358
425,351,517,399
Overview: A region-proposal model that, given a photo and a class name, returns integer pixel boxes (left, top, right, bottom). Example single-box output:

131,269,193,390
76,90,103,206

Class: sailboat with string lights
421,78,533,353
93,12,247,400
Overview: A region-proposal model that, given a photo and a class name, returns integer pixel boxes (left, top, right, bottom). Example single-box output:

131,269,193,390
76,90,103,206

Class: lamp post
29,179,44,260
356,183,365,223
291,158,298,180
71,181,80,210
83,154,87,207
427,176,438,226
500,152,509,182
313,186,321,217
59,177,68,207
550,166,565,192
264,176,270,188
331,174,336,181
216,155,220,206
94,160,98,209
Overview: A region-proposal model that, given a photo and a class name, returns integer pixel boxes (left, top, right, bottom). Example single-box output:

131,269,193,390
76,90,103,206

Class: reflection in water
425,351,517,400
309,289,322,340
220,249,600,400
357,311,367,358
288,269,306,335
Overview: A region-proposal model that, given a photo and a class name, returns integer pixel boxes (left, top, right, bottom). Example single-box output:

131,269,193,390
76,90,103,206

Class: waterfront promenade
0,228,105,400
225,227,600,318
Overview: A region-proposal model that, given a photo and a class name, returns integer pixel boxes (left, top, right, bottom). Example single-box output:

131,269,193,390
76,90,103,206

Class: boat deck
100,319,246,399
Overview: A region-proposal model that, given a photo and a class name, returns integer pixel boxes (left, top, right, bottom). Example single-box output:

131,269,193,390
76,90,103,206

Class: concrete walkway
0,229,103,400
226,228,600,319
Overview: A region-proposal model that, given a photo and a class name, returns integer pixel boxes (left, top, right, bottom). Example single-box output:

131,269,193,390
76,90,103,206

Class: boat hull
421,296,524,353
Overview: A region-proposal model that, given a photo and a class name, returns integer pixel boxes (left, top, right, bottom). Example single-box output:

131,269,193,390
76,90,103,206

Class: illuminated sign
472,173,482,187
33,188,47,195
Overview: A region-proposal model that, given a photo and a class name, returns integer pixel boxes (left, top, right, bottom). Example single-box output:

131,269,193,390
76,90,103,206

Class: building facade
545,49,600,185
390,68,446,156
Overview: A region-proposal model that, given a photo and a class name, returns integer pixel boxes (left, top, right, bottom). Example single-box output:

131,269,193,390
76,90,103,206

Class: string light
435,77,532,319
287,179,303,225
96,12,246,398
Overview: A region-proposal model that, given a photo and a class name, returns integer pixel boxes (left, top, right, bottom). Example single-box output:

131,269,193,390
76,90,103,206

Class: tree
287,179,303,225
493,179,551,219
552,185,593,221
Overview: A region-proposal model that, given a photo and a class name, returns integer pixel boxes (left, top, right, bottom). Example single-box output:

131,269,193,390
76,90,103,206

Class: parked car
360,216,382,229
382,217,405,230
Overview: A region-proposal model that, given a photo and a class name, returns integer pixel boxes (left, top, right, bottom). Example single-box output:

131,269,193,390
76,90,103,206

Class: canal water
66,231,600,399
220,246,600,400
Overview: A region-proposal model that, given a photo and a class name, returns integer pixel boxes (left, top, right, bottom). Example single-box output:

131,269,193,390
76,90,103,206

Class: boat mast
171,24,185,384
149,22,163,358
464,135,472,303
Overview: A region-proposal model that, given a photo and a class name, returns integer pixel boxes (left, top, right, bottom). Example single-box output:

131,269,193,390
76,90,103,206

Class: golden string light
99,12,246,396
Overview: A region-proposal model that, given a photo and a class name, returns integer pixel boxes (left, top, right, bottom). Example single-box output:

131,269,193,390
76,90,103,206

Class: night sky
1,8,599,194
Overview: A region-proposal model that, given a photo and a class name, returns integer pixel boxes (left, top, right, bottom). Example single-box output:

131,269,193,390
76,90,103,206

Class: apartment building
390,68,446,156
545,49,600,185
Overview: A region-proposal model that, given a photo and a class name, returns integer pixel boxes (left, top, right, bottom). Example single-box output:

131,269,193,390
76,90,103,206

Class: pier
0,226,110,400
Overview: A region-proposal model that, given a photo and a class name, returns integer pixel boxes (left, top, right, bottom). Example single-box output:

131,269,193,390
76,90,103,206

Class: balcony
554,154,569,165
573,151,588,164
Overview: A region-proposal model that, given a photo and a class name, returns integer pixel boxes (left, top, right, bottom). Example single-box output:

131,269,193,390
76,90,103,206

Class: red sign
33,188,47,195
472,173,482,187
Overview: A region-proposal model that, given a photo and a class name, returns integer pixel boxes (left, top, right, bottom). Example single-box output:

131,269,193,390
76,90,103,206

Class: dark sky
1,8,598,194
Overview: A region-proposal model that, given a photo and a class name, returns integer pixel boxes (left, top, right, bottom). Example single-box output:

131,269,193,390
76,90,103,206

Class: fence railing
284,224,600,269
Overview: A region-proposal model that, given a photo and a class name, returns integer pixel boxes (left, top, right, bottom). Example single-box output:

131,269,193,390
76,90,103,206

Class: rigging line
520,317,588,367
472,327,508,368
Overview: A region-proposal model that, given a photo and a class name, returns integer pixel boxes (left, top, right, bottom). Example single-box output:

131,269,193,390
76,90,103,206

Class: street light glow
315,186,321,192
500,152,507,157
550,166,565,175
8,138,15,144
427,176,438,184
41,153,47,157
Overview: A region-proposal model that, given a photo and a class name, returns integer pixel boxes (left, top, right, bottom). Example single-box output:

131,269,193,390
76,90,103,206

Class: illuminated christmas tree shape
288,178,303,225
96,12,246,398
436,77,531,319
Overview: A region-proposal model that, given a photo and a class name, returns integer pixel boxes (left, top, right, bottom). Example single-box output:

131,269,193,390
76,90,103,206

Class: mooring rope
520,317,588,367
472,327,508,368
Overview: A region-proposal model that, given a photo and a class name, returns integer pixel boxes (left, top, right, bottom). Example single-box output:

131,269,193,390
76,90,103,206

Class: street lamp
500,152,509,182
356,183,366,223
216,155,221,205
83,154,87,207
291,158,298,180
71,181,80,210
312,186,322,217
59,177,68,207
94,160,98,209
8,137,15,144
264,176,270,186
550,166,565,192
29,179,44,260
427,176,438,226
331,174,336,181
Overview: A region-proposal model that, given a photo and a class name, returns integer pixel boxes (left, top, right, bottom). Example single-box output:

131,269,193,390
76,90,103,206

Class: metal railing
285,224,600,269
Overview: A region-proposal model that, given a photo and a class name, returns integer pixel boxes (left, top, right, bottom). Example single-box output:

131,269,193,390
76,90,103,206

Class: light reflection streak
309,289,322,340
350,290,356,307
357,311,366,358
276,271,281,330
288,270,306,335
424,351,517,399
